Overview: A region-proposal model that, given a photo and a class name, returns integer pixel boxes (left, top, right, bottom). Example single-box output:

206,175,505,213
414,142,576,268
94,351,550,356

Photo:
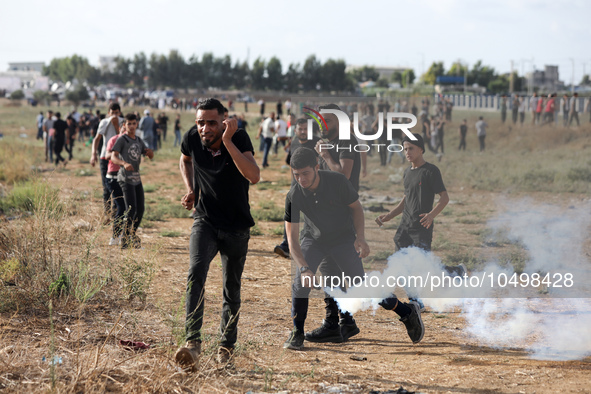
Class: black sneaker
305,320,343,343
283,329,305,350
273,244,290,258
400,301,424,344
339,319,360,341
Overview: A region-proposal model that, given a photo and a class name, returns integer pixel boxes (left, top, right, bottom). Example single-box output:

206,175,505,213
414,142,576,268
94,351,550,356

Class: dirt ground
1,129,591,393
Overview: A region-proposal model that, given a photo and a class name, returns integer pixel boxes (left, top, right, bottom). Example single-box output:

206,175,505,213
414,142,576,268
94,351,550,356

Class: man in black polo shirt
273,117,321,259
310,104,362,343
283,147,424,350
175,98,260,370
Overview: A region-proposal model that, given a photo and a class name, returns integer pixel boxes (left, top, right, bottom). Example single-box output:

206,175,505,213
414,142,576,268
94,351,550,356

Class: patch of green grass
0,179,62,215
270,224,284,236
443,251,485,271
567,167,591,183
143,184,158,193
250,224,263,236
160,230,182,237
252,207,284,222
145,200,191,221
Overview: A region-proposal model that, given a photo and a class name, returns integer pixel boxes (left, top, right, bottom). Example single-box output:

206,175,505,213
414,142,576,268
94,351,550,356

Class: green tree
10,90,24,100
266,56,283,90
131,52,148,87
251,57,266,90
349,65,379,83
581,75,590,85
148,53,169,89
421,61,445,85
167,49,187,88
469,60,497,87
302,55,322,91
390,71,402,83
33,90,50,105
447,61,468,77
232,61,250,89
402,69,416,87
376,78,389,88
284,63,302,92
487,76,509,94
65,86,90,107
322,59,350,91
112,56,132,85
187,54,203,88
43,55,98,83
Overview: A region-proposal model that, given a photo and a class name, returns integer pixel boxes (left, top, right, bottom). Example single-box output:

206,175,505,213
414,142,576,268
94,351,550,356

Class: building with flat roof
8,62,45,73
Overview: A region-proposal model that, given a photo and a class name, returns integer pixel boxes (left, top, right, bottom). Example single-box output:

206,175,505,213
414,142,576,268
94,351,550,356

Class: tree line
43,51,358,92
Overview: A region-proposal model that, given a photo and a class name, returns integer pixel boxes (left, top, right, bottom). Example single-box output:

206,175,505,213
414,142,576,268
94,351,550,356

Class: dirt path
3,149,590,394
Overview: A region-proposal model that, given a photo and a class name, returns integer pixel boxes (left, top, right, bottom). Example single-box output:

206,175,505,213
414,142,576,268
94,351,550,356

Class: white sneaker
108,236,121,246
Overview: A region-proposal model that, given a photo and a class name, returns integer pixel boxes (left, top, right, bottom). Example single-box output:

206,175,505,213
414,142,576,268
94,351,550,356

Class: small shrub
271,224,284,236
250,224,263,236
161,230,182,237
48,270,71,298
567,167,591,183
117,258,155,301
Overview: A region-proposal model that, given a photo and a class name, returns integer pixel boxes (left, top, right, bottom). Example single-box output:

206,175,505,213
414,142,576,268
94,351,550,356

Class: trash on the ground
42,356,63,365
350,355,367,361
369,387,415,394
119,340,151,351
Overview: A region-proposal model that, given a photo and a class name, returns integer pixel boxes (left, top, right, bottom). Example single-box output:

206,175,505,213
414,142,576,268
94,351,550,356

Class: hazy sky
2,0,590,83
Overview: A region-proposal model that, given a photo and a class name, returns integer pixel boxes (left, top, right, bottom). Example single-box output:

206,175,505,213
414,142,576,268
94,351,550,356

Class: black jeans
107,178,125,238
186,219,250,348
479,135,486,152
119,181,145,240
292,235,398,330
99,159,111,216
394,227,433,252
54,139,66,165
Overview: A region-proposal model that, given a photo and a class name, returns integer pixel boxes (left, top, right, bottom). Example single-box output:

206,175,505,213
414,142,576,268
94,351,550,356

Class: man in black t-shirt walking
176,98,260,370
283,147,424,350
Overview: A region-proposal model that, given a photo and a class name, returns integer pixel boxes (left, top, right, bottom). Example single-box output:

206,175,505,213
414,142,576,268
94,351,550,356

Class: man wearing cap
139,109,155,151
375,133,449,254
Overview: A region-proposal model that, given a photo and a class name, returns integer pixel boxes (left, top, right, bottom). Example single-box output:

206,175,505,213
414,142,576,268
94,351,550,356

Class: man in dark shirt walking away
283,147,424,350
53,112,68,167
175,98,260,371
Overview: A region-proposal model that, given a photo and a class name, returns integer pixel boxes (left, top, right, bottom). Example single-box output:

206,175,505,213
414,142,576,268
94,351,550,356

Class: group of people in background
500,92,588,127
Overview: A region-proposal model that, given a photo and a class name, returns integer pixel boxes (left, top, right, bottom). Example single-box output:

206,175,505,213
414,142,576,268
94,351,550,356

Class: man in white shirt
475,116,488,152
257,112,275,168
90,103,125,225
273,115,288,155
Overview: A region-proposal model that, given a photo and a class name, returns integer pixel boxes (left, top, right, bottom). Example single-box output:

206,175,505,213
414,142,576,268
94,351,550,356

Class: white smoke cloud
330,199,591,360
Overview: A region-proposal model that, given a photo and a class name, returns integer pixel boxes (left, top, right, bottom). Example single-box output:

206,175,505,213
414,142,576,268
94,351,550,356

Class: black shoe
283,329,305,350
273,244,290,259
339,319,360,341
443,263,467,278
400,301,424,344
305,320,343,343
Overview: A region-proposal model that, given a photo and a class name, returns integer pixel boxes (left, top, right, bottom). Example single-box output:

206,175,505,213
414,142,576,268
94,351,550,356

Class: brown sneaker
175,340,201,371
217,346,234,365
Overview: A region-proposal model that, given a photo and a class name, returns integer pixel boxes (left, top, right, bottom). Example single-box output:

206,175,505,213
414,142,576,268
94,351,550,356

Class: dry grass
1,100,591,393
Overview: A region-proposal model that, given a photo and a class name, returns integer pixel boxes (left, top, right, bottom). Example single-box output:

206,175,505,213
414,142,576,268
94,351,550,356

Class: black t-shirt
53,119,67,143
180,126,255,231
284,171,359,245
400,162,446,231
286,136,320,171
460,124,467,137
174,119,181,131
318,136,361,192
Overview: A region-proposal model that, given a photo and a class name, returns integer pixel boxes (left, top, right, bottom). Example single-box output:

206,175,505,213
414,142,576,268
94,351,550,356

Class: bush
0,179,62,215
10,90,24,100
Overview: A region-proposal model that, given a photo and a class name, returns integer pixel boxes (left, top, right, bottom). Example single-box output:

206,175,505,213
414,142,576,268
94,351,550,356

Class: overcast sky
2,0,590,84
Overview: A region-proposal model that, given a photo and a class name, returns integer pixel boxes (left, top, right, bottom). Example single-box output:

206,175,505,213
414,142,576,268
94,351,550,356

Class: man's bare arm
179,154,195,210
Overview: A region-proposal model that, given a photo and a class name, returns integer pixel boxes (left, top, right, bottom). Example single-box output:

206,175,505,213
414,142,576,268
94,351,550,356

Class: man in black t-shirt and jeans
176,98,260,370
283,147,424,350
376,134,463,308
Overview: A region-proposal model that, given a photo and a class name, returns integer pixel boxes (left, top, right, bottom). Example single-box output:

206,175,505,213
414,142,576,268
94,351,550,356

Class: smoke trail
331,199,591,360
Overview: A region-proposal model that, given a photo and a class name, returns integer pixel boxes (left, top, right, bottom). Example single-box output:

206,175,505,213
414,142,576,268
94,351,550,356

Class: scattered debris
350,355,367,361
119,340,151,351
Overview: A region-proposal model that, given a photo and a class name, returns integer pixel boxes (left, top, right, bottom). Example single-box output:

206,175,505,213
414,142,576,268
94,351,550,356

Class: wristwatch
300,266,310,273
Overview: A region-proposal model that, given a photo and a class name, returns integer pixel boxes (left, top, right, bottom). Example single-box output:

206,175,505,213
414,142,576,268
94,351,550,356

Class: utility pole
570,58,575,93
509,60,514,93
